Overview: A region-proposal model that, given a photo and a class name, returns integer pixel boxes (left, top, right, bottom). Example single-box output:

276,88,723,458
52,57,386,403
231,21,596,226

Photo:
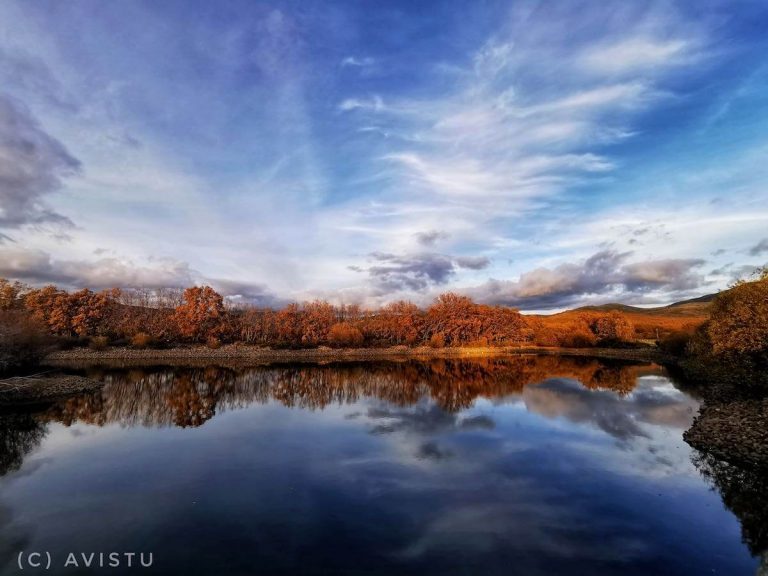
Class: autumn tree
68,288,120,337
360,300,423,346
275,303,303,346
300,300,337,345
328,322,364,347
425,293,531,346
0,279,28,310
707,270,768,355
172,286,229,342
588,311,635,344
238,307,278,345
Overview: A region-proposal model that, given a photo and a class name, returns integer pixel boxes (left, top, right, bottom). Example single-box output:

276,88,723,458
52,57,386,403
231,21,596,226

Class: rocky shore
685,398,768,471
44,344,665,368
0,374,104,404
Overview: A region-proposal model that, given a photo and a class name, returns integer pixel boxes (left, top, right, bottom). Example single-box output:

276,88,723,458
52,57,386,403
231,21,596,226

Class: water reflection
693,450,768,559
0,356,762,575
40,356,648,429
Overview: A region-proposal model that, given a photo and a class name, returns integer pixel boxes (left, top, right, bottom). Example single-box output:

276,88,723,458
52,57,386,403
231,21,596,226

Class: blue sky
0,0,767,310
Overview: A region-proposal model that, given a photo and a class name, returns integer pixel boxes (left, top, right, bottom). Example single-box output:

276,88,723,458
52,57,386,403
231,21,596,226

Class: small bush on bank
429,333,446,348
89,336,109,350
658,329,695,356
131,332,153,349
327,323,364,347
206,336,222,349
0,311,52,373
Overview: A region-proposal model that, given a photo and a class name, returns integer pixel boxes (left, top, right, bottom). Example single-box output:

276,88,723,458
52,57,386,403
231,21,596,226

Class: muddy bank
0,375,104,404
44,344,665,368
685,399,768,471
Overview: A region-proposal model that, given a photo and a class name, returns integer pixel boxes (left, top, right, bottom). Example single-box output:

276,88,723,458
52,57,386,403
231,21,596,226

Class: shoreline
44,344,667,367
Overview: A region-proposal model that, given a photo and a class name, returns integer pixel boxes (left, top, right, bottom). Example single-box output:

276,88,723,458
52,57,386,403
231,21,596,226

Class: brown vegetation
667,269,768,397
534,308,705,345
1,276,706,373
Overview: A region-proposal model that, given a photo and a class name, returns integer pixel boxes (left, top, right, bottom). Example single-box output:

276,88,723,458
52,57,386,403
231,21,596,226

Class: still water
0,356,764,575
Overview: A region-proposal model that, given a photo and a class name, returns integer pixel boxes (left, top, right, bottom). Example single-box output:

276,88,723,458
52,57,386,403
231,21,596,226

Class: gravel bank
0,375,104,404
44,344,664,367
684,399,768,470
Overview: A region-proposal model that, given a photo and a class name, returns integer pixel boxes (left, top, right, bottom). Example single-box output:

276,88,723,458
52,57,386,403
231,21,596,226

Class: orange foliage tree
588,311,635,344
300,300,337,345
359,300,423,346
707,270,768,354
172,286,229,342
425,293,532,346
328,322,364,347
24,285,117,337
0,279,27,310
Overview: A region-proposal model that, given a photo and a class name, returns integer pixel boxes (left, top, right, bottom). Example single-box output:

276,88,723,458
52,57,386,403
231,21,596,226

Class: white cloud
580,38,691,75
338,95,384,112
341,56,375,68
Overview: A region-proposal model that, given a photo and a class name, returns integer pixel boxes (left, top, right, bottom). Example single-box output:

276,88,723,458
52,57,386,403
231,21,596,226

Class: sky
0,0,767,311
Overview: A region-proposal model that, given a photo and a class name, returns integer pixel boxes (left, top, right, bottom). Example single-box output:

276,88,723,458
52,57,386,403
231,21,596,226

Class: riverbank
685,398,768,470
44,344,666,367
0,374,103,405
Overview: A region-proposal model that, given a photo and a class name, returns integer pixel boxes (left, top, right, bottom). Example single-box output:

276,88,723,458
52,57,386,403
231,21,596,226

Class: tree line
662,268,768,396
0,278,642,371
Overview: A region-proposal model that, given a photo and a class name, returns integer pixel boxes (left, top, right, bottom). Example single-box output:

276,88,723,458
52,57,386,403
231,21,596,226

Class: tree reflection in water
0,411,46,570
692,450,768,569
36,356,645,428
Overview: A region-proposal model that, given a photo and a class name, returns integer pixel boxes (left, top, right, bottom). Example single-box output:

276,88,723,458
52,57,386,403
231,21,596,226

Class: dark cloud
368,404,459,435
356,251,490,293
416,441,453,461
455,256,490,270
459,415,495,430
729,264,762,281
465,250,706,309
414,230,449,247
709,263,733,276
0,94,80,230
748,238,768,256
711,248,726,256
0,246,195,289
209,278,285,307
0,246,284,306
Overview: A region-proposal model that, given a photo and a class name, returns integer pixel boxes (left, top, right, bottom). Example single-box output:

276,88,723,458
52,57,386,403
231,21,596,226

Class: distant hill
530,293,716,340
572,293,716,318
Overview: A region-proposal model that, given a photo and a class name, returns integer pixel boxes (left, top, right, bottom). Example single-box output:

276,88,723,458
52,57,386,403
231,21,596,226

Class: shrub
205,336,222,349
658,327,696,356
89,336,109,351
327,323,364,347
130,332,153,349
707,272,768,355
557,321,598,347
429,332,446,348
589,312,635,345
0,311,51,373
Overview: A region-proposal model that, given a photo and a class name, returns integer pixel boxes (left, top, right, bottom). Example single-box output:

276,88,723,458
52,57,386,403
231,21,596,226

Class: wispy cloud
341,56,375,68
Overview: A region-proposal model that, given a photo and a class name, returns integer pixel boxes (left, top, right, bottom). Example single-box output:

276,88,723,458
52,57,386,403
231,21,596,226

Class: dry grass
532,310,708,341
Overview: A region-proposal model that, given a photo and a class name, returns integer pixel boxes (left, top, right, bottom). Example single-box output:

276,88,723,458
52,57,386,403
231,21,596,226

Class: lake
0,356,764,575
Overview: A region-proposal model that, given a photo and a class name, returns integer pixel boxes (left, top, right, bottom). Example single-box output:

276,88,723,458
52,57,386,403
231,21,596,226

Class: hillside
571,293,715,317
531,293,715,340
